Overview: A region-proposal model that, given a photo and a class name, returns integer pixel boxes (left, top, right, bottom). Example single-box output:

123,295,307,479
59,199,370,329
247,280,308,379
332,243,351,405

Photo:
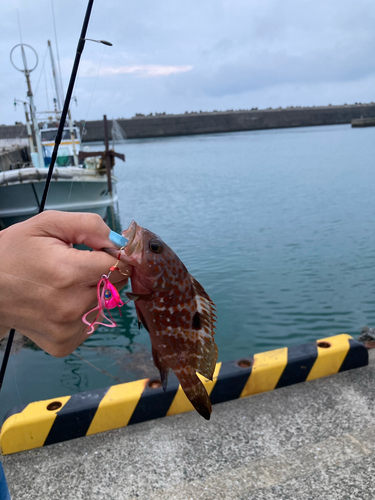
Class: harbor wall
351,117,375,127
1,104,375,142
82,104,375,142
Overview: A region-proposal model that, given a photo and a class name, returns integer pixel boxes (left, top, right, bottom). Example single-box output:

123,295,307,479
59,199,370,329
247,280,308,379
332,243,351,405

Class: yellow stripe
167,363,222,416
42,141,80,146
240,347,288,398
306,333,351,381
0,396,70,455
86,379,148,436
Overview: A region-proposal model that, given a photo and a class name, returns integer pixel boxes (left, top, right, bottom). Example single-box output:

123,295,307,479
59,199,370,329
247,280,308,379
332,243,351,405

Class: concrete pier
2,348,374,499
1,104,375,143
80,103,375,141
352,117,375,127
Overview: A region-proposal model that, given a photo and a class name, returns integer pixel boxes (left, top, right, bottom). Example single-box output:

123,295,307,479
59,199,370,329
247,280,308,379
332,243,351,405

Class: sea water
1,124,374,421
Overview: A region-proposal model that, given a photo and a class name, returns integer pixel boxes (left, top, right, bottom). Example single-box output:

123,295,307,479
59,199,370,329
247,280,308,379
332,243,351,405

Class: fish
119,220,218,420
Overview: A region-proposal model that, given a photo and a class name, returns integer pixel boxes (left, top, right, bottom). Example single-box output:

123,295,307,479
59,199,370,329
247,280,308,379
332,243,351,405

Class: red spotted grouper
120,221,218,420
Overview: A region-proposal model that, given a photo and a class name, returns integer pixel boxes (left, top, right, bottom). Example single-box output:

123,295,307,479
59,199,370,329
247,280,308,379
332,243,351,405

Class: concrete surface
2,349,374,499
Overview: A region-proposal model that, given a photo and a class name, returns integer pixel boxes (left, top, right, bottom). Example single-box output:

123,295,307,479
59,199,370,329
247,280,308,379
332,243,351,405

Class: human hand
0,211,132,357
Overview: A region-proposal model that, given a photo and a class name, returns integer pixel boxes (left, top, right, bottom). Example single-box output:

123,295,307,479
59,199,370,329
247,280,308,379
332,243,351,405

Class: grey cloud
169,35,375,99
1,0,375,124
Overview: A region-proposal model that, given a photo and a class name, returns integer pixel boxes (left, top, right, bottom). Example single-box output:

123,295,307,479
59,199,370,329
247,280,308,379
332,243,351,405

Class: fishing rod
0,0,112,391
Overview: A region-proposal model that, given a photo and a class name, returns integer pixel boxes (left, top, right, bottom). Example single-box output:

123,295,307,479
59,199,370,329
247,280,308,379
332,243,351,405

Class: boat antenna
0,0,112,392
51,0,65,103
16,9,23,44
10,43,45,171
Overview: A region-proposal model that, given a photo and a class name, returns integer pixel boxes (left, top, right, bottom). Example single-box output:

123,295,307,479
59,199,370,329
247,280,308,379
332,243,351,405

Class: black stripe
339,338,368,372
276,342,317,388
210,360,252,405
44,387,109,445
128,373,180,425
2,404,27,424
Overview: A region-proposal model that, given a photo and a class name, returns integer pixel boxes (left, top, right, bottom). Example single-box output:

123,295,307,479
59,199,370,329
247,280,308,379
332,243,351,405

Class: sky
0,0,374,125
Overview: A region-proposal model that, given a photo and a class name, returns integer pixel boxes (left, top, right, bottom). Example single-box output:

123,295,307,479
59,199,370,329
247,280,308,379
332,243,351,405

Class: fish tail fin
176,367,212,420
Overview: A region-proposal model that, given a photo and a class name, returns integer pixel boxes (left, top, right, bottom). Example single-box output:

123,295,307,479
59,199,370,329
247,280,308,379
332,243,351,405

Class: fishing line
71,352,122,383
34,48,49,97
10,354,23,408
81,5,113,137
67,179,74,204
0,0,96,392
81,43,106,138
44,61,50,110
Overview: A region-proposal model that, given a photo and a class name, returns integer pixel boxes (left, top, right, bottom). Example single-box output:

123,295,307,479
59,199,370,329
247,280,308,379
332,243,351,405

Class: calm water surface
1,124,374,420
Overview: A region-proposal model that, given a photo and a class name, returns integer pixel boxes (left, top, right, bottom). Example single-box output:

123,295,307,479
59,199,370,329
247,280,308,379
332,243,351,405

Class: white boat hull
0,167,118,226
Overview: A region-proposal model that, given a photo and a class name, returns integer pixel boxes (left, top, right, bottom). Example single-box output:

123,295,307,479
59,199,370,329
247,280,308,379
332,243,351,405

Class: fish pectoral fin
176,367,212,420
152,347,170,392
135,304,150,333
126,292,154,302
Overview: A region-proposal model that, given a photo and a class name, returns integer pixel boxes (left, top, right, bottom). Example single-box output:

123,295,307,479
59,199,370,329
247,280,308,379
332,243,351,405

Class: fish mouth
122,220,143,257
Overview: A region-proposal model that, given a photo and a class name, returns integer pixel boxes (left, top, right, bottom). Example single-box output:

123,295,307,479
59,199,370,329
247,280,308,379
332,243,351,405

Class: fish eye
149,239,163,254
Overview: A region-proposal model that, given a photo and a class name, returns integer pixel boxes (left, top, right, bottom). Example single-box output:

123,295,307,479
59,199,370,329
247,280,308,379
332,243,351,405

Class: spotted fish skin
120,221,218,420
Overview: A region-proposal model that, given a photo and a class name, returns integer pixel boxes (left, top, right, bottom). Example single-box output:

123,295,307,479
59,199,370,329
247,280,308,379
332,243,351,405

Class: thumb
32,211,121,250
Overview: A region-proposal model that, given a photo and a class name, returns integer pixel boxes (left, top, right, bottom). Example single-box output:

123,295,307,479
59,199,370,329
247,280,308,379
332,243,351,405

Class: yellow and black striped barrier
0,334,368,455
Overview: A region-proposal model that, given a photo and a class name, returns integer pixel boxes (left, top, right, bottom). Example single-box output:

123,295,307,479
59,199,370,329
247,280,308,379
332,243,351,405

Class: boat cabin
41,127,81,166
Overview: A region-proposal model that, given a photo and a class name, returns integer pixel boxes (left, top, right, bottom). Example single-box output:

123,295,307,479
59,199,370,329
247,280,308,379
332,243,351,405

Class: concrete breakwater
352,116,375,127
1,104,375,142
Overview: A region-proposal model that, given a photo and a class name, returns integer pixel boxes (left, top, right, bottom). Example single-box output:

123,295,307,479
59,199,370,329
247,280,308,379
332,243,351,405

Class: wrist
0,270,16,337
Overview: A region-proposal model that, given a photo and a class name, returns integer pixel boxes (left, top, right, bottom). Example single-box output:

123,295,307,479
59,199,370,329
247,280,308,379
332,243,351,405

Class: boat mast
47,40,79,167
47,40,62,111
15,98,35,153
17,45,45,168
23,101,35,153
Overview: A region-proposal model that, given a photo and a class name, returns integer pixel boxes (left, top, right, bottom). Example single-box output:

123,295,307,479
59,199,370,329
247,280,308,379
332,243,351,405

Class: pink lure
82,275,124,334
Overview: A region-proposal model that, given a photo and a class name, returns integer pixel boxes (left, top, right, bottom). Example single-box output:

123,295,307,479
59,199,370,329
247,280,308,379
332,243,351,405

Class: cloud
78,61,193,78
1,0,375,124
168,30,375,100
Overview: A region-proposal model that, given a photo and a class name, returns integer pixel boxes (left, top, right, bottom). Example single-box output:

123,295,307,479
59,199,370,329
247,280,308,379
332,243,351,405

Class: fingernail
109,230,127,248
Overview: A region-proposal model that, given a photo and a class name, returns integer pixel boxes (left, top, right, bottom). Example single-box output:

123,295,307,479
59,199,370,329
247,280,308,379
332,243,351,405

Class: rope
358,326,375,342
34,47,49,97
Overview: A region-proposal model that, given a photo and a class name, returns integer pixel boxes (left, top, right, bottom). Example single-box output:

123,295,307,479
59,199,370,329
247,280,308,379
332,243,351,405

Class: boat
41,126,81,167
0,163,118,227
0,41,123,228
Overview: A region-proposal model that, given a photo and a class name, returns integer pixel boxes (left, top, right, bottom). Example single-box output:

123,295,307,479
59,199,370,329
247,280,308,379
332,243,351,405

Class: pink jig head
82,275,124,335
